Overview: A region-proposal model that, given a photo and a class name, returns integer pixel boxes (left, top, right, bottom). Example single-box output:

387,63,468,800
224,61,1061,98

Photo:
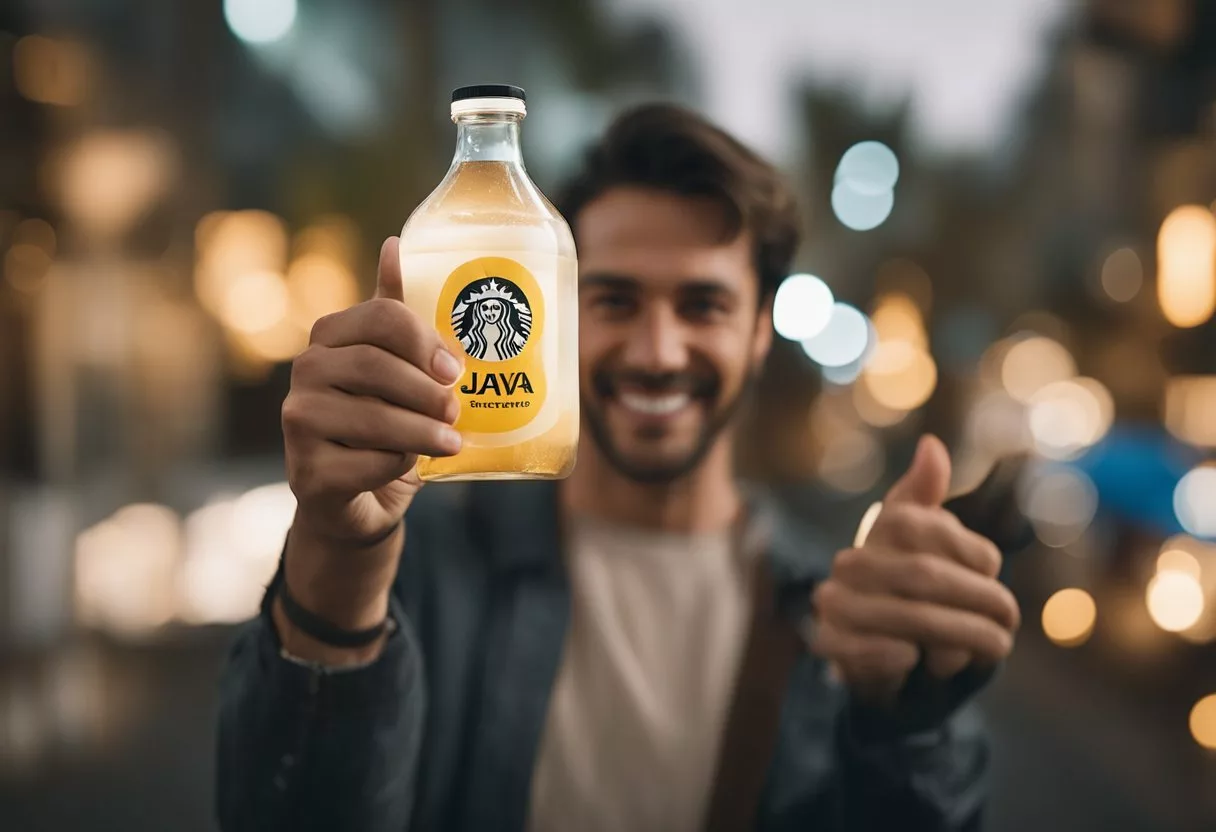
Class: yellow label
436,256,546,434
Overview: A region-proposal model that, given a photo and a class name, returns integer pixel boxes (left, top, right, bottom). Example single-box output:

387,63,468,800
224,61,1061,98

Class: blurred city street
3,0,1216,830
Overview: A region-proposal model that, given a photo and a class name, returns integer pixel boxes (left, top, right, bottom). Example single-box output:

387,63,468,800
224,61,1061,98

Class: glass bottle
398,85,578,480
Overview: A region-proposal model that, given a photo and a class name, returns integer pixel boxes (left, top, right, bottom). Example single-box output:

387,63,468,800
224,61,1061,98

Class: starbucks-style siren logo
451,277,532,362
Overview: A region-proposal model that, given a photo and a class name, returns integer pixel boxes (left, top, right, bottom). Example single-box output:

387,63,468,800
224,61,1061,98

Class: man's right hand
275,236,464,664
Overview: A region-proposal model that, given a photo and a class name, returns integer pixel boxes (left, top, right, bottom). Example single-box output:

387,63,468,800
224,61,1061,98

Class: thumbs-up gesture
809,435,1020,704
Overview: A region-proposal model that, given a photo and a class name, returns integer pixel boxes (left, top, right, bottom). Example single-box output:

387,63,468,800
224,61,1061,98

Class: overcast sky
606,0,1076,159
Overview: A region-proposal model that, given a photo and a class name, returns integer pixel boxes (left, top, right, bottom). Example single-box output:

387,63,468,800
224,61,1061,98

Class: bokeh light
965,390,1030,457
75,504,181,637
1157,538,1216,636
1157,548,1202,580
288,253,360,330
835,141,900,194
1075,378,1115,432
1000,335,1076,403
861,344,937,411
1028,378,1114,460
1174,466,1216,539
1190,695,1216,750
853,374,909,428
1019,465,1099,548
224,0,297,45
195,210,289,317
1041,588,1097,647
179,484,295,625
870,292,927,348
13,218,56,255
1011,310,1070,342
772,273,834,341
1157,205,1216,328
5,243,53,293
193,211,326,368
866,338,916,377
222,270,290,335
830,183,894,231
12,35,90,107
862,290,935,412
55,130,175,239
820,359,866,386
1146,570,1205,632
1099,247,1143,302
978,337,1015,385
831,142,899,231
294,215,360,263
1164,376,1216,448
230,482,297,564
177,553,259,626
234,320,307,364
1180,613,1216,646
801,303,871,367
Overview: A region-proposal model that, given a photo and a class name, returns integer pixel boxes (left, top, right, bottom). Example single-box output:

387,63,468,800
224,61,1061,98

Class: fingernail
433,349,462,385
438,425,463,454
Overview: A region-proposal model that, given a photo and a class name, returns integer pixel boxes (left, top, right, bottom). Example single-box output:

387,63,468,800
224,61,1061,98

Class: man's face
576,186,773,484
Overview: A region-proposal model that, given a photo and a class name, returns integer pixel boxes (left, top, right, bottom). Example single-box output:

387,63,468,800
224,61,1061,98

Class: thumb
375,236,405,302
885,434,951,507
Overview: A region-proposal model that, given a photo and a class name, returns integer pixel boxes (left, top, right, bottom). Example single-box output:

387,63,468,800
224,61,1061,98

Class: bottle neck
452,115,523,165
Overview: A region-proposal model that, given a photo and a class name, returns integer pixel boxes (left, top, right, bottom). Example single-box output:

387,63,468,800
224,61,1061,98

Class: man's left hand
809,435,1021,705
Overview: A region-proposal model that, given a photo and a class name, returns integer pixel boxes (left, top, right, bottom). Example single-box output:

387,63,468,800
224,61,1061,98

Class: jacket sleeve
215,569,427,832
833,663,991,831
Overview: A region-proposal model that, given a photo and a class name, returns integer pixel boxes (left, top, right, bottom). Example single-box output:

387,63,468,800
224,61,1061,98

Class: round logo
450,276,532,362
436,256,547,436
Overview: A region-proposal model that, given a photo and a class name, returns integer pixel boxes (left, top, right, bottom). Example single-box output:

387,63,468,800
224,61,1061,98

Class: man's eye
591,294,635,313
681,297,728,319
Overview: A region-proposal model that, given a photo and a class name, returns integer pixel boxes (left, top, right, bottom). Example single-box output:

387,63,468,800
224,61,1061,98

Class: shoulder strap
704,555,803,832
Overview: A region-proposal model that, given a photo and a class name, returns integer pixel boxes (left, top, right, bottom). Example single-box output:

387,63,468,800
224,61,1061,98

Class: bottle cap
451,84,527,119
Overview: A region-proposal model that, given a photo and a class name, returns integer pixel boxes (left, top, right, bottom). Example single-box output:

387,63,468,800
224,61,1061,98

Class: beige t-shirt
527,515,755,832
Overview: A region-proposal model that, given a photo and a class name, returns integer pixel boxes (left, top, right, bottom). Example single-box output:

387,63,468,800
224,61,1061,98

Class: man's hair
554,103,801,299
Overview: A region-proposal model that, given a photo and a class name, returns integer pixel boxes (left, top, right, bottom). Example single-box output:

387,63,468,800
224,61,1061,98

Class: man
217,104,1019,832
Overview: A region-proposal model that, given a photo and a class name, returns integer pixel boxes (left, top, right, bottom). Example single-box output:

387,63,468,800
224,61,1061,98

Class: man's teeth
618,391,690,415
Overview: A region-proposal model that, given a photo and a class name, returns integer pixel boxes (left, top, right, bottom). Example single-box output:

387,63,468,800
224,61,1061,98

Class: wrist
290,509,405,554
272,593,390,667
283,518,403,630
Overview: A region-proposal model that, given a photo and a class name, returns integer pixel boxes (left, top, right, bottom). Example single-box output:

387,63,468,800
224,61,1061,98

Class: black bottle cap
452,84,526,103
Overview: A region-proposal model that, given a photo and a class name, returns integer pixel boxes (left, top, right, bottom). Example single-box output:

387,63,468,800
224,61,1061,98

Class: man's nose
621,304,688,373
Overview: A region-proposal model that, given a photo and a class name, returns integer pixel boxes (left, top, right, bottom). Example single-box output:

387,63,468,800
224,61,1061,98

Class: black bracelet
278,577,390,649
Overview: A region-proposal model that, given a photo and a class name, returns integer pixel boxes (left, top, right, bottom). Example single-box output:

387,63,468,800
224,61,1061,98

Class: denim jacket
216,480,992,832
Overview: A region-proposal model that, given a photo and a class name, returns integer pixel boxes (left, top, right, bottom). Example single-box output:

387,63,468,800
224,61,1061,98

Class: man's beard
581,365,757,485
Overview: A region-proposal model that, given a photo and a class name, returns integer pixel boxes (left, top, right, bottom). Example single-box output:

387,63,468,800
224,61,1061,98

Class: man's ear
752,293,774,366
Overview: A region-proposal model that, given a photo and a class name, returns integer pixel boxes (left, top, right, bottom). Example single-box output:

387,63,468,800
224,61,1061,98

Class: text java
461,371,534,396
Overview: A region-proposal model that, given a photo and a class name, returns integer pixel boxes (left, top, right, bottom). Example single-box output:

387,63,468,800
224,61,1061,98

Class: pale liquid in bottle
399,88,578,480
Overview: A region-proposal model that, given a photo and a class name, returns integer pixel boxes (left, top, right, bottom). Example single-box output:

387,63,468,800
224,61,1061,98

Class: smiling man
575,185,766,486
217,104,1018,832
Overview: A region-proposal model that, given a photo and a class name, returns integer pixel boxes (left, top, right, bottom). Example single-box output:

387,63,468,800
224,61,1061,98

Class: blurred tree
281,0,694,290
521,0,687,93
